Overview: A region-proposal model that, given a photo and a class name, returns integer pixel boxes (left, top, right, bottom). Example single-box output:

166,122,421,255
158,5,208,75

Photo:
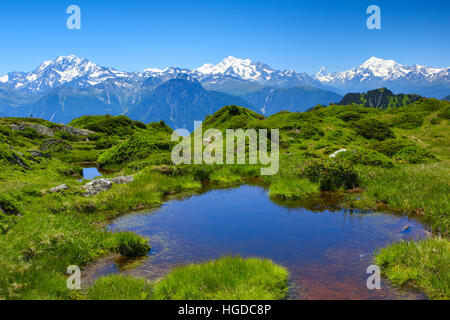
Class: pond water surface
93,185,429,300
82,167,102,180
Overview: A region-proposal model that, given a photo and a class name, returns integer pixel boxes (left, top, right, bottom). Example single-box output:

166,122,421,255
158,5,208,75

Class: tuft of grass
152,256,289,300
269,177,319,200
375,237,450,300
108,232,150,258
87,275,152,300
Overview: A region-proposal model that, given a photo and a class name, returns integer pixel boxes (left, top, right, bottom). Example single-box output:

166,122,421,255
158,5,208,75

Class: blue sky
0,0,449,75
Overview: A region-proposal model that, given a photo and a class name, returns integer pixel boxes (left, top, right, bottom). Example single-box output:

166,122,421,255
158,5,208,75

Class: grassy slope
0,99,449,300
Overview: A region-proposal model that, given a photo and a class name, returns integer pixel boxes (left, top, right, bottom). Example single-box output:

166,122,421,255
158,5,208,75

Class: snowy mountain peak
195,56,262,80
1,55,132,93
316,56,450,85
316,66,328,77
360,57,398,68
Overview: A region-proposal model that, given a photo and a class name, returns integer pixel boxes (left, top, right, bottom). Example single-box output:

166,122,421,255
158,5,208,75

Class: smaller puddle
81,167,102,180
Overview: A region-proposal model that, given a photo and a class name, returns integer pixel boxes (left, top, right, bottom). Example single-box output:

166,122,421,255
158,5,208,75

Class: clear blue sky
0,0,449,75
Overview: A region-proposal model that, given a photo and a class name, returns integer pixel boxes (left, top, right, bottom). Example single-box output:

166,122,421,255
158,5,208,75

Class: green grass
375,237,449,300
152,256,289,300
107,232,151,257
86,256,289,300
87,275,152,300
269,177,319,200
0,97,448,300
356,164,450,234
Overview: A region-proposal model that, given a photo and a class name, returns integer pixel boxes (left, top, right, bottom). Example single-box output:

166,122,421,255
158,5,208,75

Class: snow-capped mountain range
317,57,449,83
0,55,448,128
1,55,448,97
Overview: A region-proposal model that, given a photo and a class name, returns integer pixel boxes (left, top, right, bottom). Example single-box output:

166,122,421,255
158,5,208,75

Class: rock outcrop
49,184,69,193
10,123,54,137
10,122,95,138
110,175,134,184
83,179,112,197
60,125,95,137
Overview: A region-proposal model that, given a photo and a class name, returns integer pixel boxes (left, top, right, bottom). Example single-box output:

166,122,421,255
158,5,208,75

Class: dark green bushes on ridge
98,135,171,166
393,146,439,164
336,148,394,168
68,115,146,136
354,118,395,141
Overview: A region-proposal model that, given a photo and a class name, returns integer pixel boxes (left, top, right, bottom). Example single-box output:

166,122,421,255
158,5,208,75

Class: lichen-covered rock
10,123,54,137
39,139,73,152
60,125,95,137
28,150,49,158
83,178,111,196
110,176,134,184
49,184,69,193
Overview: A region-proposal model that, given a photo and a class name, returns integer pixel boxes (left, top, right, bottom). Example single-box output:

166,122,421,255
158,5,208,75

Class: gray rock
60,125,95,137
10,123,54,137
50,184,69,193
83,178,112,196
39,139,73,152
28,150,49,158
110,176,134,184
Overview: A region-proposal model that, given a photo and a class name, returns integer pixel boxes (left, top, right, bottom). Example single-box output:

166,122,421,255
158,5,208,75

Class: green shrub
94,137,117,150
437,105,450,119
393,146,438,164
0,194,20,215
390,112,426,129
98,135,171,166
369,139,415,157
301,159,359,191
337,111,362,122
111,232,150,257
191,166,212,182
354,119,395,141
68,115,144,136
336,148,394,168
88,275,152,300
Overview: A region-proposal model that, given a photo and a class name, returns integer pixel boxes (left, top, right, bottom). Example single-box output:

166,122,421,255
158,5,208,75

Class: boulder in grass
60,125,95,137
83,178,111,196
49,184,69,193
10,123,54,137
110,176,134,184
